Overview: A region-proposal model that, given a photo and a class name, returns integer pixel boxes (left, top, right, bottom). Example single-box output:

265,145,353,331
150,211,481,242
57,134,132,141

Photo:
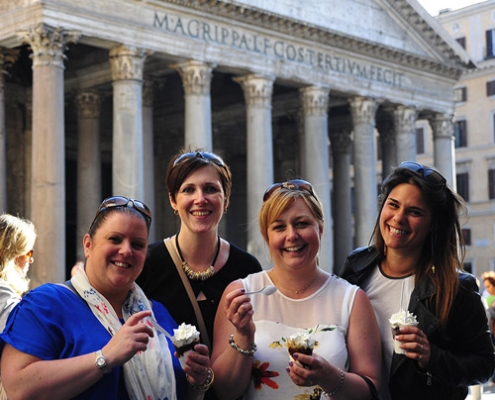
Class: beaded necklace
175,233,220,281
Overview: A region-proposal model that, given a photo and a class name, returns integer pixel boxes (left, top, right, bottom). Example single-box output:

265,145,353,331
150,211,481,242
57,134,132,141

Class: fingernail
286,368,290,373
240,289,245,293
289,362,293,367
293,353,298,358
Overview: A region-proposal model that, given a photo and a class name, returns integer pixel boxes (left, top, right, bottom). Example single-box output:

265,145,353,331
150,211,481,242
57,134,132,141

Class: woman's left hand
182,343,211,386
286,352,334,388
396,326,431,369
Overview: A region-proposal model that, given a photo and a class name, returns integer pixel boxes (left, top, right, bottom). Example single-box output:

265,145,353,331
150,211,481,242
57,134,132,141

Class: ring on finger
238,312,244,318
307,379,313,386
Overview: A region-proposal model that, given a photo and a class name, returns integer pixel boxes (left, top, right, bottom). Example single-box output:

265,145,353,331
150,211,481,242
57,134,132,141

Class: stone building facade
0,0,469,285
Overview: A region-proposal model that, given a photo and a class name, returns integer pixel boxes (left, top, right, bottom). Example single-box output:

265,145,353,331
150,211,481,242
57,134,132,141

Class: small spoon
147,318,174,340
245,285,277,296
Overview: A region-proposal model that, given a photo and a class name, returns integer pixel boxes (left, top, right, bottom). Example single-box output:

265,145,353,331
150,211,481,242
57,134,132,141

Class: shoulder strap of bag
164,237,212,351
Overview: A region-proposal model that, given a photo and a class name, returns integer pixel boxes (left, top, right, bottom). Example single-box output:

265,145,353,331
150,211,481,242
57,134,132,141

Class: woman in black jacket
341,161,494,400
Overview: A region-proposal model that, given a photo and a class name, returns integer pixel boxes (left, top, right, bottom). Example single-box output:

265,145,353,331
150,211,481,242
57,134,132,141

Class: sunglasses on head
173,151,225,168
89,196,152,232
263,179,316,202
398,161,447,186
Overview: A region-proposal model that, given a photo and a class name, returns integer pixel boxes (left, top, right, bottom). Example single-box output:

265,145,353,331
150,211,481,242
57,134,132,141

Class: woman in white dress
211,180,381,400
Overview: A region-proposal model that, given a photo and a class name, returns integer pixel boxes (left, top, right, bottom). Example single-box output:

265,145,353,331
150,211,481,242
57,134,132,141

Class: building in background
0,0,469,284
421,0,495,279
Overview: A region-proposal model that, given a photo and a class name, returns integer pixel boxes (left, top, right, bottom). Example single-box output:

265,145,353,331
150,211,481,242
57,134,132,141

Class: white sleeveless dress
240,270,359,400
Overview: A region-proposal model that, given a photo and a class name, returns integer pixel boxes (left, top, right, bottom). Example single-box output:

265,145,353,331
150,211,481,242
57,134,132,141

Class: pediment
172,0,472,78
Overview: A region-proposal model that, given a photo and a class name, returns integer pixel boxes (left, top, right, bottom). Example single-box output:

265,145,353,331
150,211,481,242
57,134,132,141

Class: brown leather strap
164,237,212,351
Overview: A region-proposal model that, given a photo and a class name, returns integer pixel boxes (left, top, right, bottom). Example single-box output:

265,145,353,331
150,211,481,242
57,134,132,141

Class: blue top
1,283,186,400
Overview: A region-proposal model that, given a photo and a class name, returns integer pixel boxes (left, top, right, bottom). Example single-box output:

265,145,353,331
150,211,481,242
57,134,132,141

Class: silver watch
95,350,111,374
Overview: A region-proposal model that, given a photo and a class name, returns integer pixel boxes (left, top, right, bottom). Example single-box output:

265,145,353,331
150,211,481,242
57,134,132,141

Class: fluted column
329,129,352,272
300,86,332,272
18,23,80,285
234,74,274,268
109,44,150,199
75,90,102,258
430,113,456,189
376,107,397,180
143,77,156,241
394,105,418,163
173,60,215,151
349,96,379,247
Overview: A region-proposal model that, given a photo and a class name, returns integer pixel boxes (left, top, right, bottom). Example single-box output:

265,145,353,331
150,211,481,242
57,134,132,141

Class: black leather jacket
341,246,495,400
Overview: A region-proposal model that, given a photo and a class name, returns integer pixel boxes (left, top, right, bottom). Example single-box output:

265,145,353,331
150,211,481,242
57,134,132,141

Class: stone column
18,23,80,285
109,44,150,199
394,105,418,164
172,60,215,151
329,129,352,273
0,48,19,212
430,113,456,189
75,90,102,259
376,107,397,180
234,74,274,268
299,86,332,272
349,96,379,247
143,77,156,241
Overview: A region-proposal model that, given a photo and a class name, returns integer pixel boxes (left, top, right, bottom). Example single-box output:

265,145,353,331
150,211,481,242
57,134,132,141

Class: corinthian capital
234,74,274,107
300,86,330,117
17,23,80,68
430,113,454,138
109,44,152,81
172,60,216,96
76,90,102,119
349,96,379,125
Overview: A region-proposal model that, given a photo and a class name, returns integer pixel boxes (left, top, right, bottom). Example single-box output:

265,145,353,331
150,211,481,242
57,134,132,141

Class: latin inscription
153,11,405,87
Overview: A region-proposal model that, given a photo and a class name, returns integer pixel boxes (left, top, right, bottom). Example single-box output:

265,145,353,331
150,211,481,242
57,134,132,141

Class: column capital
299,86,330,117
348,96,379,125
329,130,352,154
429,113,454,139
393,105,418,133
75,90,102,119
109,44,151,81
171,60,215,95
234,74,274,107
18,23,80,68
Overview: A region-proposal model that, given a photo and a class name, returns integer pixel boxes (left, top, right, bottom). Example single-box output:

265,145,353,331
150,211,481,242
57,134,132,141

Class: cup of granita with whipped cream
389,309,418,354
171,322,201,370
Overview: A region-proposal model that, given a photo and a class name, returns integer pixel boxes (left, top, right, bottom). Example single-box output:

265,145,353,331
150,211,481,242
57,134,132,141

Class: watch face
96,356,106,368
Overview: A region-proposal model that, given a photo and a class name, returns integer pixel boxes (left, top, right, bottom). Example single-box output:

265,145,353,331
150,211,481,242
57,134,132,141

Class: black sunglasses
89,196,152,232
263,179,316,202
173,151,225,168
398,161,447,186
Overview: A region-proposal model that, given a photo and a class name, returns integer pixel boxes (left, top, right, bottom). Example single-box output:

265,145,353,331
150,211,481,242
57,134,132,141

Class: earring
224,208,228,214
174,209,179,216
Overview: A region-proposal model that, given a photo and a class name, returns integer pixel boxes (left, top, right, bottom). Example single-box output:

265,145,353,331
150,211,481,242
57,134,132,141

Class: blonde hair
0,214,37,295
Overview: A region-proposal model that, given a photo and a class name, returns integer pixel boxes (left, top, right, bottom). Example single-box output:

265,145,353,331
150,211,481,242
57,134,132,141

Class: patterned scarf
71,268,177,400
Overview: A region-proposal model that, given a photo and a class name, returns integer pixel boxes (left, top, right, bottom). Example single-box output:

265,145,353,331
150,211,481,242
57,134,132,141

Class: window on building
456,36,466,49
487,80,495,96
489,168,495,199
487,29,495,58
457,172,470,202
454,120,467,148
462,228,471,246
454,87,467,102
416,128,424,154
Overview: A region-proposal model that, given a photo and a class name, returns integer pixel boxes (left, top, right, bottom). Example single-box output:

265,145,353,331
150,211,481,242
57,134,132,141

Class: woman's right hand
224,288,255,336
102,310,154,368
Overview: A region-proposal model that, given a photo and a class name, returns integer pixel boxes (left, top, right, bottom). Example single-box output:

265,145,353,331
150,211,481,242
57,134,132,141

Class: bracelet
186,367,214,392
229,334,257,356
322,368,345,397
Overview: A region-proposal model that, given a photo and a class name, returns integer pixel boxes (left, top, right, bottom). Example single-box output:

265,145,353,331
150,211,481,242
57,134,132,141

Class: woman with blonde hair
0,213,36,329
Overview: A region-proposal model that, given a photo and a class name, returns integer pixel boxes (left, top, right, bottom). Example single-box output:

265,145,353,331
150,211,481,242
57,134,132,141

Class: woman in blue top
1,196,212,400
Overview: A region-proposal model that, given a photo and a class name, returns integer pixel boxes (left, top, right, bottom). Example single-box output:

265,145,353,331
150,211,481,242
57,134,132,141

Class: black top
137,239,262,344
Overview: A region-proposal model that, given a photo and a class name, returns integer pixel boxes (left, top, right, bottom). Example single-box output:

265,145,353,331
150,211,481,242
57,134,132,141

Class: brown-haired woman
341,161,494,399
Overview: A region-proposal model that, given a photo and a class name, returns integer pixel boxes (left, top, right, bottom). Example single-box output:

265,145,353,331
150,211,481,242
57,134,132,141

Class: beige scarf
71,268,177,400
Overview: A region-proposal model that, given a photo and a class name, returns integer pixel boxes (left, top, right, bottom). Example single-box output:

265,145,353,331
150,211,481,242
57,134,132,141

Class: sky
416,0,485,16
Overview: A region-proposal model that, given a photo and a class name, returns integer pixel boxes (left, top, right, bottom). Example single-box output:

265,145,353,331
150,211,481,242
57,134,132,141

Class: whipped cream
287,332,316,349
172,323,200,347
389,309,418,327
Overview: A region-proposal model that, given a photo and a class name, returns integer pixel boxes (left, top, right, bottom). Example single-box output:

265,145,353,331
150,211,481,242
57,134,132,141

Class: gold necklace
175,233,220,281
270,271,320,294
